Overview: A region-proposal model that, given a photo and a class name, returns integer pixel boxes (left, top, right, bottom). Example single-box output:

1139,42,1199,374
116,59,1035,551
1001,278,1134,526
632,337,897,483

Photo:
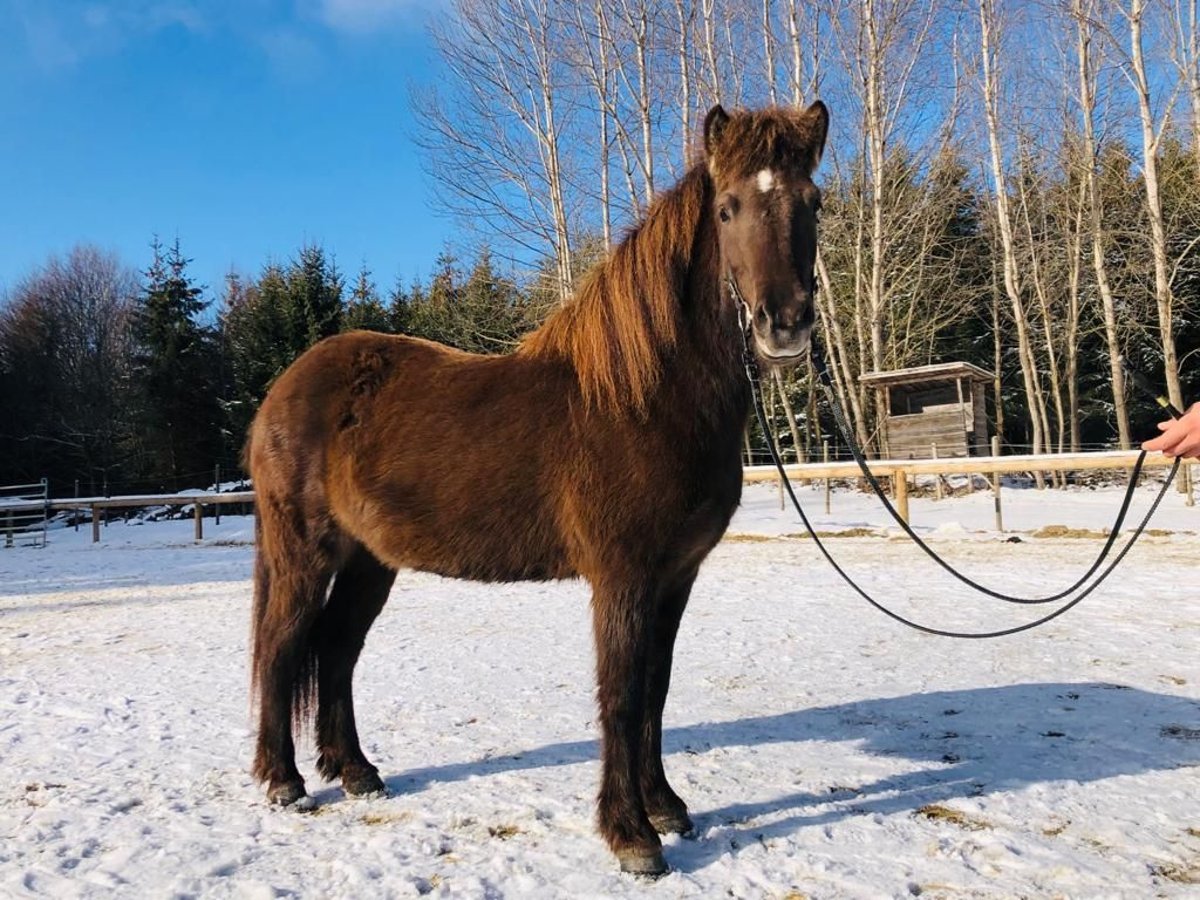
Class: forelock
705,107,824,184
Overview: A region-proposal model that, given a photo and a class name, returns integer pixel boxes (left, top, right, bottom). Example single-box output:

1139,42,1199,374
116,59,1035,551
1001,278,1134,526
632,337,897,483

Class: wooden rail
743,450,1185,525
3,450,1187,545
743,449,1174,481
0,491,256,544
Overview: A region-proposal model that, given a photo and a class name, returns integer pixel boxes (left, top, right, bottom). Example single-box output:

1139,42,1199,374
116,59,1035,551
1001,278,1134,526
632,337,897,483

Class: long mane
519,164,710,412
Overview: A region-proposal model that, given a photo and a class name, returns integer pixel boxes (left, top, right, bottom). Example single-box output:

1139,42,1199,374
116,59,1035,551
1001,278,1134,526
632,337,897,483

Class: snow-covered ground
3,479,1200,898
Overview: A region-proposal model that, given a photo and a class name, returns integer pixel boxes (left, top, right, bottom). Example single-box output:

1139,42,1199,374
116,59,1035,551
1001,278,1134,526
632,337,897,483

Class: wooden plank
743,449,1175,482
860,361,994,387
34,491,257,513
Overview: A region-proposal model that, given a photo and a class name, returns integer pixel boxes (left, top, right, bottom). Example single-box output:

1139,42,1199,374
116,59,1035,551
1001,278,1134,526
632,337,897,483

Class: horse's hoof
618,850,668,877
267,780,307,807
343,769,386,797
650,811,694,836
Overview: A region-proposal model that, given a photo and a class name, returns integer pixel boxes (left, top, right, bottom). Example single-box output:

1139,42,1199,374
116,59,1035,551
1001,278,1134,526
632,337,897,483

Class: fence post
194,503,203,542
894,468,909,524
1187,464,1195,508
91,504,100,543
823,439,831,516
991,436,1004,532
932,443,942,500
40,477,48,548
214,465,221,525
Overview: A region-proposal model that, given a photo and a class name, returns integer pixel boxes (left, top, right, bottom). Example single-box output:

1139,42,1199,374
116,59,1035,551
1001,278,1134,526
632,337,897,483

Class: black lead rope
804,340,1179,606
733,291,1181,638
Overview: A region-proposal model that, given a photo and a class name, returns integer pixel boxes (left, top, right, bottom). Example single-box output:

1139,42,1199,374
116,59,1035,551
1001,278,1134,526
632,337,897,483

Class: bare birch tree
1167,0,1200,173
418,0,578,301
978,0,1050,459
1113,0,1184,409
1073,0,1133,447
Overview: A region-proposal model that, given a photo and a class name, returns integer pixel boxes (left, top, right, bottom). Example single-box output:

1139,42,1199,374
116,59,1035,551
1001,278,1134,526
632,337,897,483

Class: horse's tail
248,488,321,736
249,508,269,701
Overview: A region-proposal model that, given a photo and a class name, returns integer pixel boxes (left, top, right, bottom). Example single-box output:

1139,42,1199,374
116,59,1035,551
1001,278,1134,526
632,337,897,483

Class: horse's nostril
754,307,770,330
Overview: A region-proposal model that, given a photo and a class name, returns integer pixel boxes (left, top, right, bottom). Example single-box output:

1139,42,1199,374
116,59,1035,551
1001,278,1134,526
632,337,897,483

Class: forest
1,0,1198,495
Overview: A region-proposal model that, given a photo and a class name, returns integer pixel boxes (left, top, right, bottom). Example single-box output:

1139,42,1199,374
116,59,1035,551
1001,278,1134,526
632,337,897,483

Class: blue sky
0,0,454,299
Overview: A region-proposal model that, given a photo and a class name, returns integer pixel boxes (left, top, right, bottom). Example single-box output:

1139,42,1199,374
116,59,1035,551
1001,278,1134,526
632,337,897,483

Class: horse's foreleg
592,579,665,876
640,572,697,836
313,547,396,796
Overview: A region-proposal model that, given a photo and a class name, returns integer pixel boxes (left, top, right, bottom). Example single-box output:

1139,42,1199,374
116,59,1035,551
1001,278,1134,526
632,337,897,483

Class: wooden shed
859,362,994,459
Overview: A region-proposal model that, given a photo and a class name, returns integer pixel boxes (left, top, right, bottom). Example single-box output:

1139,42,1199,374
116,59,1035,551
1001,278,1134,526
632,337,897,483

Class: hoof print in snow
915,804,991,831
1161,724,1200,741
1150,860,1200,884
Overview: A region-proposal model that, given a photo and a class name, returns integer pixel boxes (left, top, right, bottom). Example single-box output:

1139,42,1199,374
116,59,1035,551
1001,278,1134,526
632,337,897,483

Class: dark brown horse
246,101,828,876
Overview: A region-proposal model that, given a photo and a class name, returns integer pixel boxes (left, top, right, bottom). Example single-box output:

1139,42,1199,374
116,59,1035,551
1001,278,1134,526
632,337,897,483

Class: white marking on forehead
756,168,776,193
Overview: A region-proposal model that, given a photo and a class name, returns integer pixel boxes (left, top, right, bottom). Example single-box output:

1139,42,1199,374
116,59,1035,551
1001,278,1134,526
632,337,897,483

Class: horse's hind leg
251,501,336,805
313,545,396,796
640,571,697,836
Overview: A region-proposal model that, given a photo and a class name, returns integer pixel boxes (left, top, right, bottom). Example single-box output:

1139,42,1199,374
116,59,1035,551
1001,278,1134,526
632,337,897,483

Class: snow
3,478,1200,897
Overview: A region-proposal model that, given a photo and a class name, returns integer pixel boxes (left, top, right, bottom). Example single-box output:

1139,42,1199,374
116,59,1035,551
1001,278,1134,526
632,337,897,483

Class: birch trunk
1074,0,1132,448
979,0,1046,465
1126,0,1183,410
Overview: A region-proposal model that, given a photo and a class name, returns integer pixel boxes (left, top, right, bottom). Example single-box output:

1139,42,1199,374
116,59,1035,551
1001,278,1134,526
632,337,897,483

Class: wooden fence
743,449,1189,526
0,491,256,545
0,450,1190,545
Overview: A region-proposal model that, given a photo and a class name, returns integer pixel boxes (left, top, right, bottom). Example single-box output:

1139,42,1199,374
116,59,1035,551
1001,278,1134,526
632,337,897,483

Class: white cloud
260,26,323,81
6,1,208,70
316,0,432,34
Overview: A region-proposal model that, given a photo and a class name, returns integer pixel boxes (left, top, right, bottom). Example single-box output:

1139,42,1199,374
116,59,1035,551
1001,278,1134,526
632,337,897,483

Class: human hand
1142,401,1200,459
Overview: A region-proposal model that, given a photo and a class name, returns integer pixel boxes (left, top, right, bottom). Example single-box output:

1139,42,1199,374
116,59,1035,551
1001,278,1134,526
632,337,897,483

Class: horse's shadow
373,681,1200,869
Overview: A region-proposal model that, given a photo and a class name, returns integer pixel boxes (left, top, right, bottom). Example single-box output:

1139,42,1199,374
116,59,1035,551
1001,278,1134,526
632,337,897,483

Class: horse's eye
719,207,731,223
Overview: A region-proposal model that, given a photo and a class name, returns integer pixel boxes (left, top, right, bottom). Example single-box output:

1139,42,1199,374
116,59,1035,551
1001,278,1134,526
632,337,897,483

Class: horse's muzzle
751,302,813,365
753,327,812,365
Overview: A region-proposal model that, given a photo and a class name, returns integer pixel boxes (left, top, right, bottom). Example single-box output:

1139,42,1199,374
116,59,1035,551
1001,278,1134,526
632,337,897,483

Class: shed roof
859,361,994,388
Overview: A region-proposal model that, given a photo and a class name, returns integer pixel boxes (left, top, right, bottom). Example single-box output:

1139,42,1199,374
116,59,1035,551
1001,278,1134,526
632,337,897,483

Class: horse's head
703,101,828,366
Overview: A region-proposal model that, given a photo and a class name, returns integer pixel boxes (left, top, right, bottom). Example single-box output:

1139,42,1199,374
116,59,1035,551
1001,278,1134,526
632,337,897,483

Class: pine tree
287,244,343,347
343,265,392,333
131,238,222,490
220,265,291,446
388,277,415,334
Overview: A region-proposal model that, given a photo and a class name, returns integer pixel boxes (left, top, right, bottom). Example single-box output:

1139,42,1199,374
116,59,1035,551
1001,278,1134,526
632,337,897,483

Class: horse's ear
703,104,730,159
801,100,829,172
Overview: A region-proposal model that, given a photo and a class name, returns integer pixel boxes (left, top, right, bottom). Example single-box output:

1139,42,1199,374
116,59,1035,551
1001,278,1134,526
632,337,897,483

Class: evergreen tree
220,246,346,452
287,244,343,347
388,277,415,334
343,265,392,333
457,247,528,351
220,265,292,447
130,238,222,490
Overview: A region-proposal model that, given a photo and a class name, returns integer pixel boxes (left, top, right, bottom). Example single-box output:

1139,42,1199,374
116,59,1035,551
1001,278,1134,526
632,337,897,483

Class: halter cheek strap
725,272,760,383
